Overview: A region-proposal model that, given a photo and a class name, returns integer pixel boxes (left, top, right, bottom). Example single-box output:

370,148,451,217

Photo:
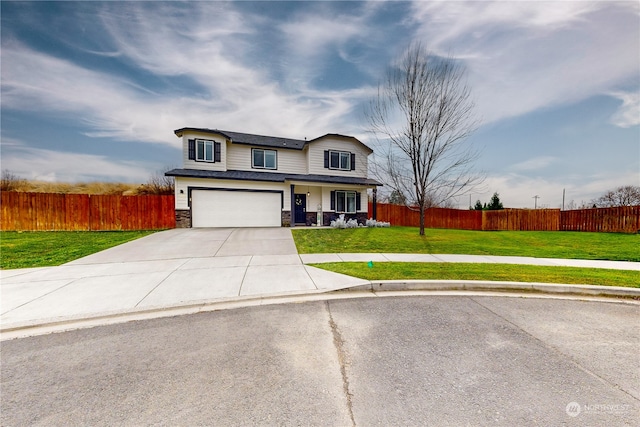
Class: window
325,150,355,171
329,151,351,170
193,139,222,162
252,148,277,170
335,191,357,214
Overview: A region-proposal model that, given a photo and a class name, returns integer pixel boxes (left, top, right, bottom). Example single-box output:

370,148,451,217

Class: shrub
1,170,28,192
330,214,360,229
366,218,391,228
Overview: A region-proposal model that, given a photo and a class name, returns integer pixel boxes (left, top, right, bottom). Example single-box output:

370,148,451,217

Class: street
2,295,638,426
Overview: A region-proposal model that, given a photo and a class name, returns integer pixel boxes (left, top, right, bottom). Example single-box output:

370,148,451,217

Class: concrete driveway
68,227,300,263
0,228,367,329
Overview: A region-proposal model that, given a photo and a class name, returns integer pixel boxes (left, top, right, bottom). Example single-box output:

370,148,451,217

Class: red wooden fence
369,202,640,233
2,193,637,233
482,209,560,231
1,192,175,231
560,206,640,233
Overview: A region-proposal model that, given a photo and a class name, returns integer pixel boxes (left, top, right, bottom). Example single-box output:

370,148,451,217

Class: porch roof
165,168,382,187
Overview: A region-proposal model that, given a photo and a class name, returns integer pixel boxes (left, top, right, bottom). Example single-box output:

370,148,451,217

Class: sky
1,0,638,209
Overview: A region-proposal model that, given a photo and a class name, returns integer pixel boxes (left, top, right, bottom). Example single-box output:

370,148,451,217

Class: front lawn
293,227,640,262
0,231,157,269
314,262,640,288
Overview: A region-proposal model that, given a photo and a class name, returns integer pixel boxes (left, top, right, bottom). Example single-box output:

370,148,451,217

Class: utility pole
562,188,565,211
533,195,540,209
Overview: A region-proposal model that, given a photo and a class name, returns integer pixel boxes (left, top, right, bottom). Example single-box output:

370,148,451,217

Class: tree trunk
419,204,425,236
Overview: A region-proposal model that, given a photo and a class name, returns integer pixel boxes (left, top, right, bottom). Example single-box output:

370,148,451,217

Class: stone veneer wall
177,209,366,228
281,211,292,227
175,209,191,228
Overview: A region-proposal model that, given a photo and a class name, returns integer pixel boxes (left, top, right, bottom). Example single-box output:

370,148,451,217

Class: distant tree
565,199,591,210
1,170,26,192
591,185,640,207
486,192,504,210
138,168,175,195
470,193,503,210
388,189,407,205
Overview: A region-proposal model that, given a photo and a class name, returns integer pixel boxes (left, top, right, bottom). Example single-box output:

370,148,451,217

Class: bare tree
591,185,640,207
367,43,483,235
1,170,26,192
138,168,175,195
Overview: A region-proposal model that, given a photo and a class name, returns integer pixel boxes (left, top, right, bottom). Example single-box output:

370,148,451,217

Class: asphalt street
1,295,638,426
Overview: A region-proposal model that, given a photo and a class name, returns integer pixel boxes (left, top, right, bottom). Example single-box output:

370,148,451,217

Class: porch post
290,184,295,227
373,187,377,220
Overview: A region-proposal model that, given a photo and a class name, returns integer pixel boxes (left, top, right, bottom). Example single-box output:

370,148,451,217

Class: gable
307,133,373,154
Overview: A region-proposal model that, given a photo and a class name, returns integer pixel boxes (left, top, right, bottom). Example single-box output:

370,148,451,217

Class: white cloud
409,1,640,126
0,2,379,149
608,91,640,128
1,143,153,183
509,156,557,172
478,169,640,209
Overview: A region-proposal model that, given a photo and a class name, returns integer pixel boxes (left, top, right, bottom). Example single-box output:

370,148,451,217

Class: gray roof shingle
173,127,373,152
165,168,382,186
174,128,306,150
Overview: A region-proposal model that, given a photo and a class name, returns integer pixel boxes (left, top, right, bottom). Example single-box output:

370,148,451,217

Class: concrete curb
3,281,638,340
337,280,640,299
0,289,338,340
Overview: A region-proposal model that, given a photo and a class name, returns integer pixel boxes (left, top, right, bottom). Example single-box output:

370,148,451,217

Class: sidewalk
2,250,639,338
301,253,640,270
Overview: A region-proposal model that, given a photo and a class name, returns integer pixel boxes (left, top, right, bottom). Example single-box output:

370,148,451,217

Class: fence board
1,192,175,231
369,202,638,233
561,206,640,233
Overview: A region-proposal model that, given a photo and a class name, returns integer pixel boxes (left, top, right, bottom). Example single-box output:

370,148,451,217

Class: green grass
314,262,640,288
0,231,157,269
293,227,640,262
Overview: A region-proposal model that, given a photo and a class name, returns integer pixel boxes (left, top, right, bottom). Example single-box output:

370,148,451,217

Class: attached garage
191,189,282,228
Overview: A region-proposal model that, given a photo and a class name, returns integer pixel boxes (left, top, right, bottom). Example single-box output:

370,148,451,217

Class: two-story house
165,127,382,228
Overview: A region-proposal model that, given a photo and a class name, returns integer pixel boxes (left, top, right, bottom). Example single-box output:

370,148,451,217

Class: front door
294,193,306,224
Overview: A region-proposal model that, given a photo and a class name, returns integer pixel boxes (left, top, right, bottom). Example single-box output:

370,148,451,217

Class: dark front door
294,193,306,224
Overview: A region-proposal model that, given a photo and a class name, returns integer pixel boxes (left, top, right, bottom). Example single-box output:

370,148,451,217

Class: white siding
288,182,368,214
174,177,291,210
180,131,227,171
307,136,370,177
226,144,307,174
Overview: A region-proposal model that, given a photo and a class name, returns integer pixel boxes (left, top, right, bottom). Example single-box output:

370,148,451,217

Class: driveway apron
0,228,366,329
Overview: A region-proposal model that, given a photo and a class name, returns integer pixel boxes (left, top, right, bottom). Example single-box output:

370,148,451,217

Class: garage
191,189,282,228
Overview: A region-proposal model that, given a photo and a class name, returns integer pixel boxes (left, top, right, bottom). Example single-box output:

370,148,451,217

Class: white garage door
191,189,282,228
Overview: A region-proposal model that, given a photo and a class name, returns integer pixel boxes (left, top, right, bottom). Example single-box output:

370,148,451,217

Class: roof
308,133,373,153
173,127,373,152
165,168,382,187
174,128,306,150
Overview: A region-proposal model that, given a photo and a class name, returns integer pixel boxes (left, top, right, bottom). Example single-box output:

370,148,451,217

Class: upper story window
197,139,214,162
325,150,355,171
188,139,221,163
252,148,277,170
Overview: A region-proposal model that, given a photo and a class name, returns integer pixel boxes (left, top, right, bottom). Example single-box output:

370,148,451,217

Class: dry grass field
1,170,173,195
